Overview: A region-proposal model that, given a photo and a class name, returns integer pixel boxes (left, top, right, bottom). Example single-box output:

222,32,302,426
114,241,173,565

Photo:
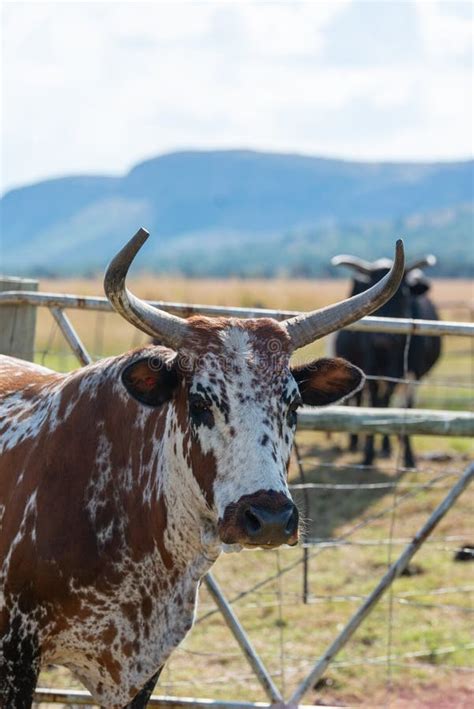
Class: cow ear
122,354,180,407
291,357,364,406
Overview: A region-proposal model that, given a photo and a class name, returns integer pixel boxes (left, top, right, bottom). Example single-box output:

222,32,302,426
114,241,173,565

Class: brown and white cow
0,229,404,708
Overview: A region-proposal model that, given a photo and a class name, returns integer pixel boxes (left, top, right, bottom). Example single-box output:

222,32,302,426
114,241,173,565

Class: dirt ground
366,678,473,708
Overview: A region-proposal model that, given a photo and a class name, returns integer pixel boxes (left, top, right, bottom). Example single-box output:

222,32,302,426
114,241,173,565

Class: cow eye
189,396,214,428
287,397,302,426
189,396,210,415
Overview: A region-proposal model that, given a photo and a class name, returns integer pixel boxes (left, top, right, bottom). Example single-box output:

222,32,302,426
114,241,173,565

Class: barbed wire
365,373,474,389
200,584,474,602
194,596,473,615
296,460,471,474
290,480,464,489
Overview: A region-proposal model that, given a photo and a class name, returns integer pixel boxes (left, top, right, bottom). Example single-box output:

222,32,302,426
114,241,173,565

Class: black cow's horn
405,254,437,273
284,240,405,350
330,254,374,275
104,228,189,349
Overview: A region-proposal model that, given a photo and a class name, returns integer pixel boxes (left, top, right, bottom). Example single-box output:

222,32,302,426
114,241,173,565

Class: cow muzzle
218,490,299,549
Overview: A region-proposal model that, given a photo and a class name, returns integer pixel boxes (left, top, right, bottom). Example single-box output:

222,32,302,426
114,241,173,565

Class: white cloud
416,0,472,63
1,0,472,193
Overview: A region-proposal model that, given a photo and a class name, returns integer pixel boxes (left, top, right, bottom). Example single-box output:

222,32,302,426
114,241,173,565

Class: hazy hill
1,150,473,276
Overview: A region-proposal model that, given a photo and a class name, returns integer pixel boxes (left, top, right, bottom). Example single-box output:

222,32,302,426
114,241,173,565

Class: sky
1,0,473,193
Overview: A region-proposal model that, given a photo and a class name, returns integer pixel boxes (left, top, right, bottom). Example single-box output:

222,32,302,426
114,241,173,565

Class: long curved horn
406,254,437,273
104,228,189,349
330,254,374,275
284,240,405,350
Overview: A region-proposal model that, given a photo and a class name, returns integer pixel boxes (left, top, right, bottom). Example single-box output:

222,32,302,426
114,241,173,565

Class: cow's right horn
284,240,405,350
330,254,374,275
104,228,189,349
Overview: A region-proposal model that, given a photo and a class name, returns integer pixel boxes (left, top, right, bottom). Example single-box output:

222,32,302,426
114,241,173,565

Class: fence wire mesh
4,285,472,708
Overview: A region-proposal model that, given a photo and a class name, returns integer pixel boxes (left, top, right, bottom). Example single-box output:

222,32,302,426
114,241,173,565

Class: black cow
332,254,442,468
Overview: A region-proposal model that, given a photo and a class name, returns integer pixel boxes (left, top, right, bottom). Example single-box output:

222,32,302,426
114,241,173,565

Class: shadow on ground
290,432,405,541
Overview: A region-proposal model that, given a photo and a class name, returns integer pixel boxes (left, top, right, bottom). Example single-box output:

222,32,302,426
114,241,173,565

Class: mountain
1,150,473,277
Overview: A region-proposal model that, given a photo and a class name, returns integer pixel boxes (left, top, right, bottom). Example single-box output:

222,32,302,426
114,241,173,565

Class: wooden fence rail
298,406,474,437
0,290,473,337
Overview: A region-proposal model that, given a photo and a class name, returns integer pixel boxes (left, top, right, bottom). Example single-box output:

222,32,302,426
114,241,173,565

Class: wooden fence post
0,277,38,361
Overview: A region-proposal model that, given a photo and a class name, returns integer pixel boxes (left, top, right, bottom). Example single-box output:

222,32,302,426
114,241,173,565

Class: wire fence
1,286,472,707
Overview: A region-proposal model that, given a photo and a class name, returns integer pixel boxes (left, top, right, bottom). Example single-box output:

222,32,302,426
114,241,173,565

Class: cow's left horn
283,240,405,350
104,228,189,348
330,254,374,274
406,254,437,272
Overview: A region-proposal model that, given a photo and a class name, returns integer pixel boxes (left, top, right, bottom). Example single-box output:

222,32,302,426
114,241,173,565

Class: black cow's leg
401,387,416,469
363,380,379,466
379,383,396,459
363,435,375,466
0,616,40,709
124,667,163,709
348,392,359,452
402,436,416,469
381,435,391,458
349,390,363,452
349,433,358,452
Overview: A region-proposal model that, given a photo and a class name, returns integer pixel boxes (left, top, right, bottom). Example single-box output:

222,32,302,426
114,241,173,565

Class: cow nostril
244,509,262,536
241,503,298,542
285,506,299,536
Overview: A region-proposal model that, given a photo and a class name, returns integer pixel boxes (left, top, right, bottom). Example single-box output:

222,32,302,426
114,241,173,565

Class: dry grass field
27,276,473,707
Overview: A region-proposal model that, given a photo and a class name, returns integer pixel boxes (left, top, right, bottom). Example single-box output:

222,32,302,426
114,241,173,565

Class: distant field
37,275,472,310
31,276,473,706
